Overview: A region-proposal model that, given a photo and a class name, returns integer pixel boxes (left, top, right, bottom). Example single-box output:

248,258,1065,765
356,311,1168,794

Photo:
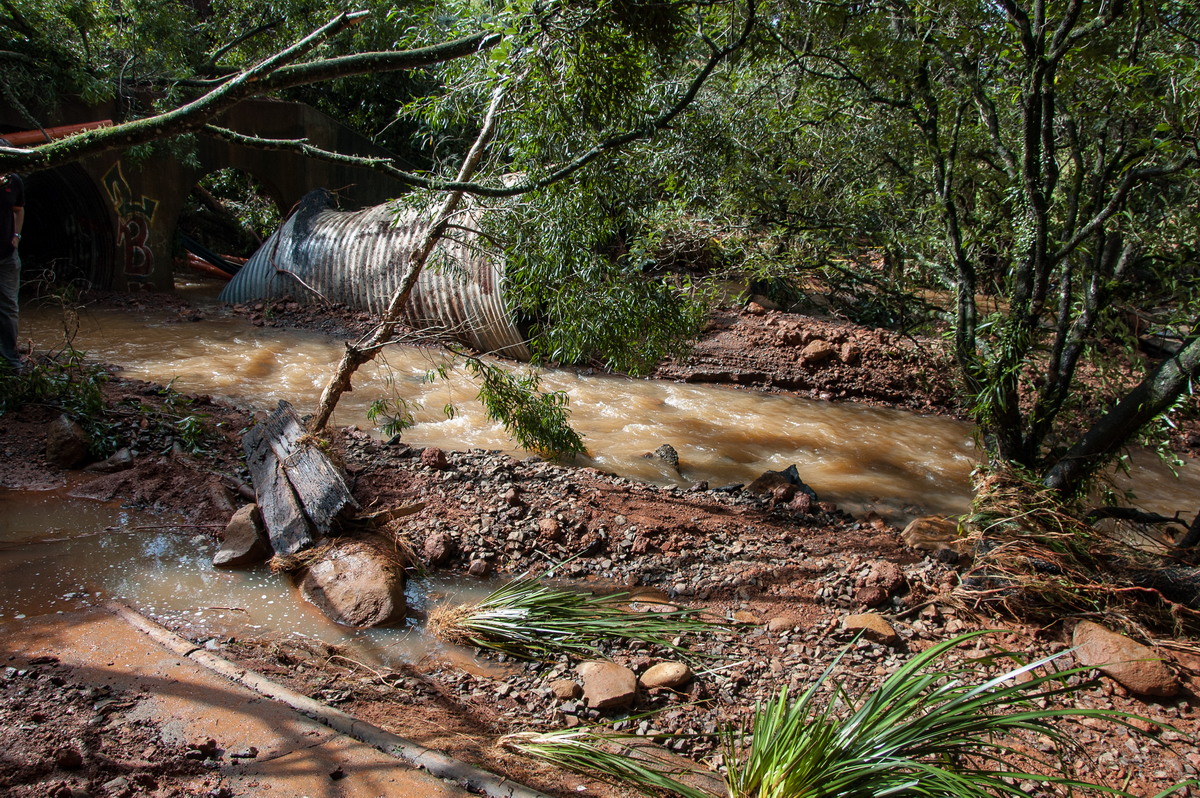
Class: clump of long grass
427,571,723,660
507,631,1194,798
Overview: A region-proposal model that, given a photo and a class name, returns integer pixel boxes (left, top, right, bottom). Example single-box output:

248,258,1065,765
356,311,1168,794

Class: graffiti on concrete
102,163,158,278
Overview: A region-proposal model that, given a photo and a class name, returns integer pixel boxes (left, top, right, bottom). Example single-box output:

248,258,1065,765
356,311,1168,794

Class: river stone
771,483,797,505
644,444,681,474
577,661,637,710
422,531,456,566
767,615,802,632
843,613,900,647
800,339,837,365
901,516,966,554
84,447,134,474
639,662,692,690
550,679,582,699
45,414,90,468
213,504,271,568
789,491,815,514
857,561,906,608
299,539,406,628
1072,621,1180,698
538,518,562,540
420,446,448,470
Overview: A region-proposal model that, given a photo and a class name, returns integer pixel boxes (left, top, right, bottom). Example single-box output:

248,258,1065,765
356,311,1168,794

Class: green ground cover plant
428,569,725,661
507,631,1195,797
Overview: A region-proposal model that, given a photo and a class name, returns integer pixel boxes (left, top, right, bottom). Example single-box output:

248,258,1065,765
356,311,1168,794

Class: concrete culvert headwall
219,190,530,360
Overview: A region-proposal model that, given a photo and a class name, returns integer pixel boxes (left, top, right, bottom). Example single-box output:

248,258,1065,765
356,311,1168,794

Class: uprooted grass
506,631,1195,798
954,467,1200,635
427,570,727,661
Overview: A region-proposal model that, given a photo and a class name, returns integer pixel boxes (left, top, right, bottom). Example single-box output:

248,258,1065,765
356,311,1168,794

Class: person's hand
10,233,18,249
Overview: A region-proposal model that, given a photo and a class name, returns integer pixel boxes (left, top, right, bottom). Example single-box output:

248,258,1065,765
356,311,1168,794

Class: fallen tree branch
0,18,498,171
310,83,509,432
109,601,553,798
202,5,756,199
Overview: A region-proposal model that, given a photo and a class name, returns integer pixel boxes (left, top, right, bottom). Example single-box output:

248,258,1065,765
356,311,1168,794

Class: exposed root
268,533,415,574
427,602,479,646
270,540,337,573
953,467,1200,636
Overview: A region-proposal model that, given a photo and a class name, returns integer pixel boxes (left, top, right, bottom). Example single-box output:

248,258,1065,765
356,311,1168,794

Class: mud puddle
0,486,503,674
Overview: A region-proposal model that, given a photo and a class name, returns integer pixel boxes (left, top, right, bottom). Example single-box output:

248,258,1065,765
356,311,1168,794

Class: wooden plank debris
260,400,359,531
242,400,359,555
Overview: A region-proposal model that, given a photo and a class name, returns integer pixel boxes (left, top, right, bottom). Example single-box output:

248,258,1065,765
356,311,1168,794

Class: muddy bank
655,308,963,414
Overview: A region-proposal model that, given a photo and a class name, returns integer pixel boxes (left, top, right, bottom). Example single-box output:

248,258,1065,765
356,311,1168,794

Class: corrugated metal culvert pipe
219,190,531,360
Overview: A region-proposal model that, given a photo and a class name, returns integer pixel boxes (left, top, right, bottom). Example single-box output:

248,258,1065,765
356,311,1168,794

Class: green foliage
0,345,223,458
490,174,716,375
509,631,1196,798
373,352,583,456
0,347,118,456
199,168,281,242
366,367,420,438
463,356,585,458
428,567,724,661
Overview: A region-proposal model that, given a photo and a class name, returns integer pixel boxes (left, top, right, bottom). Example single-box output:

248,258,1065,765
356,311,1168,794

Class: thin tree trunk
309,87,507,433
1043,332,1200,494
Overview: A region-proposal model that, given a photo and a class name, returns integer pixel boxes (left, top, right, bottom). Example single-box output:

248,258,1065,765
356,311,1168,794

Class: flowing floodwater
22,299,979,520
6,290,1200,659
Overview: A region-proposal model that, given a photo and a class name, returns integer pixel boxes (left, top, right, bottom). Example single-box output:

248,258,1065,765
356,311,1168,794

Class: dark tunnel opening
21,163,116,292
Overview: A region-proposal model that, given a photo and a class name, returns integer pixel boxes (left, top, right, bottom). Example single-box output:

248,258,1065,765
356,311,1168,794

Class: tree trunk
309,87,507,433
1043,332,1200,494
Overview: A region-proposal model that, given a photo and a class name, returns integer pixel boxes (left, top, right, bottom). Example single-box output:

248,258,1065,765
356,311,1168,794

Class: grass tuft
427,570,724,660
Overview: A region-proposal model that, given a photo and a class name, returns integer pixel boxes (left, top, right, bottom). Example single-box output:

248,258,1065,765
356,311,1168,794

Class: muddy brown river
23,300,978,519
5,292,1198,663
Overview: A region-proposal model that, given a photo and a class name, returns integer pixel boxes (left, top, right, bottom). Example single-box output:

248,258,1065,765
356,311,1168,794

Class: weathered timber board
260,400,359,533
243,421,314,555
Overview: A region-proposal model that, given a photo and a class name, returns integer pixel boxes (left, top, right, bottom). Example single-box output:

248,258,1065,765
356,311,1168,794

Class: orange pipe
180,254,234,282
3,121,113,146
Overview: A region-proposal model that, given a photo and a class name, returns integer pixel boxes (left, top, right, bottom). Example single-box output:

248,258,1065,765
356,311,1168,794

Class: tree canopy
6,0,1200,496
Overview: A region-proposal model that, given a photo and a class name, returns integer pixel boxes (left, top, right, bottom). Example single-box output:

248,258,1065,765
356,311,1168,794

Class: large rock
577,661,637,710
644,444,681,475
213,504,272,568
1072,621,1180,698
299,539,407,628
746,464,818,501
46,414,90,468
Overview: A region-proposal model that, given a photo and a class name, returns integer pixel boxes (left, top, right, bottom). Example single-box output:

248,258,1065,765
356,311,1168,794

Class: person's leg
0,252,22,372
